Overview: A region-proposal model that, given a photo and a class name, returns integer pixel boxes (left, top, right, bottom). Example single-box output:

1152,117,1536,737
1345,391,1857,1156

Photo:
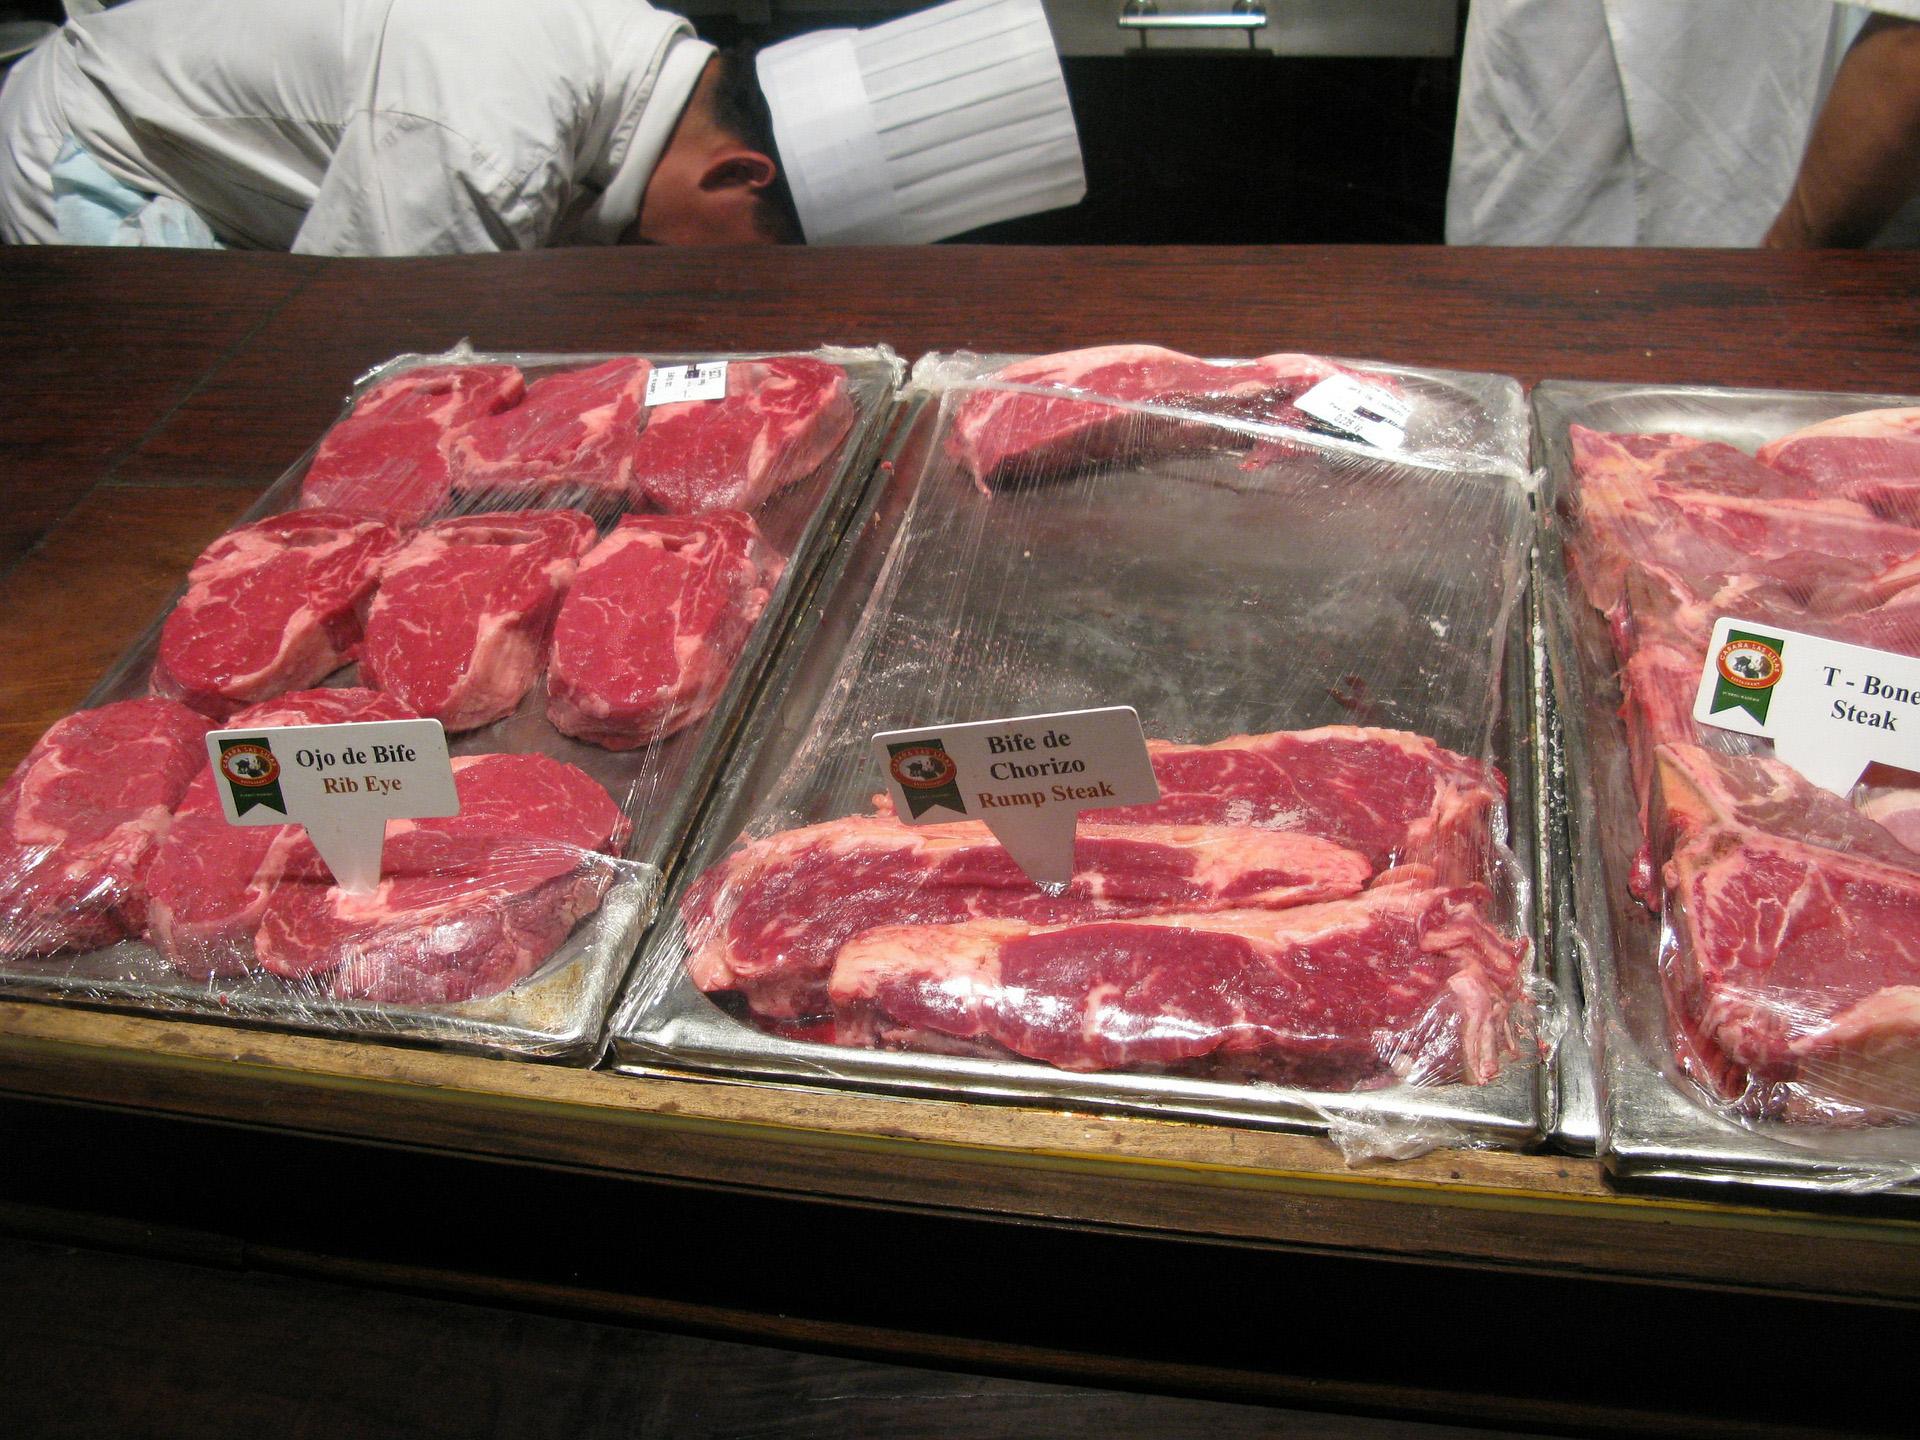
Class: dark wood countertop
5,244,1920,1436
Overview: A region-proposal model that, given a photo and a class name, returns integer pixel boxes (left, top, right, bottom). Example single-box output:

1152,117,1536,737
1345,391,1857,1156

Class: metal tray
611,355,1550,1148
0,346,905,1061
1535,379,1920,1192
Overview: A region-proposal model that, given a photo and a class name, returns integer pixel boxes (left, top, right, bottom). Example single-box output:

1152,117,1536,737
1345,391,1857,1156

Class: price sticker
1693,617,1920,794
206,717,459,894
1294,374,1413,451
872,706,1160,891
645,361,729,406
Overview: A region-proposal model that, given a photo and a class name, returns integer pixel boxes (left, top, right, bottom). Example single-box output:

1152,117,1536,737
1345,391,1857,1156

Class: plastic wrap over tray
1537,382,1920,1191
612,346,1553,1157
0,344,904,1059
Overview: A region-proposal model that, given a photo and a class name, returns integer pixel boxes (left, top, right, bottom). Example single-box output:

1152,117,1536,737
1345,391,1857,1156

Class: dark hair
710,44,804,244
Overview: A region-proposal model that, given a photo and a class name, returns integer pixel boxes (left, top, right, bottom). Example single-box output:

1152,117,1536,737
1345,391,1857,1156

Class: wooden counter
5,245,1920,1436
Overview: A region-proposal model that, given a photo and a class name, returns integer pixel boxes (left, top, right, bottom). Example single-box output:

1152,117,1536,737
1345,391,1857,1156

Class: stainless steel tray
0,346,905,1061
1535,379,1920,1192
611,355,1549,1148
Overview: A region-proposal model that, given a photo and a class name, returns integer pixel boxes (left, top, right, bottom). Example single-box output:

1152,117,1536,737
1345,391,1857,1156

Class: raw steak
684,815,1374,1019
153,509,400,719
0,698,211,957
947,345,1342,489
1097,726,1506,887
546,511,783,748
361,509,597,732
300,363,525,528
829,882,1528,1087
253,752,628,1005
1758,406,1920,524
1651,743,1920,1119
146,688,417,979
1566,424,1919,619
632,356,855,513
445,357,652,504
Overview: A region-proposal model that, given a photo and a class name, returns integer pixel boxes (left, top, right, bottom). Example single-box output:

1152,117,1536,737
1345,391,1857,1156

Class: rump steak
947,345,1342,489
683,815,1374,1019
545,511,783,748
632,355,855,513
0,698,212,957
146,688,418,979
300,363,525,528
1097,726,1506,886
152,509,400,719
445,357,652,505
253,752,628,1005
828,883,1528,1087
360,509,597,732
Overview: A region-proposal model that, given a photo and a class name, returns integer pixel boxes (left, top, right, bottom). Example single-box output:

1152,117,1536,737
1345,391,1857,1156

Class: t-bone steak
146,688,418,979
445,357,652,504
946,344,1342,489
683,815,1374,1019
360,509,597,732
828,881,1528,1088
253,752,629,1005
1757,406,1920,525
631,355,856,513
152,509,400,718
1651,742,1920,1121
545,511,783,747
0,699,212,958
299,363,525,528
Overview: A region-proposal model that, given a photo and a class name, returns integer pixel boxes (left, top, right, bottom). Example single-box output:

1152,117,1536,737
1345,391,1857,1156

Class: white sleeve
291,108,567,256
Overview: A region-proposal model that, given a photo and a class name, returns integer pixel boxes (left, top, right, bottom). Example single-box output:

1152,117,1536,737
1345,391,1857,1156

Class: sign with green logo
1708,629,1785,725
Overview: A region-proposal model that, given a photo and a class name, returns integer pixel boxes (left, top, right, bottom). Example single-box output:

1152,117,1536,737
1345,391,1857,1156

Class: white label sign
205,718,459,895
871,706,1160,890
1692,617,1920,794
1293,374,1413,451
644,360,729,406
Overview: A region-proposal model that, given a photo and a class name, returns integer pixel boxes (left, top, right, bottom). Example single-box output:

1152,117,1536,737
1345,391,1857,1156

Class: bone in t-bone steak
152,510,401,719
360,510,597,732
683,815,1375,1019
1651,743,1920,1119
1757,406,1920,525
1097,726,1506,887
632,356,855,514
946,345,1341,489
253,753,628,1004
0,699,212,958
545,511,783,748
828,883,1528,1087
300,364,525,528
445,357,652,503
145,689,418,979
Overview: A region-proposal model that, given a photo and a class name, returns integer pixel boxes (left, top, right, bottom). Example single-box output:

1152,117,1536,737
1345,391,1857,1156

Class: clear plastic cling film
618,344,1550,1159
1538,382,1920,1188
0,343,904,1058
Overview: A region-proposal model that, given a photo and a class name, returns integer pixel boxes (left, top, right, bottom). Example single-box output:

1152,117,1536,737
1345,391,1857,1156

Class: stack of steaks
685,725,1529,1091
1565,405,1920,1120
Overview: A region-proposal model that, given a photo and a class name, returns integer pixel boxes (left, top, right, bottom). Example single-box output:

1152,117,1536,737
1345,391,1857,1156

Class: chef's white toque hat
755,0,1085,245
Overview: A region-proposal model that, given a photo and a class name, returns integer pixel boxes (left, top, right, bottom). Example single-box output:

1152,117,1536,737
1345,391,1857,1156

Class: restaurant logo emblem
887,739,966,818
216,737,287,817
1711,631,1785,724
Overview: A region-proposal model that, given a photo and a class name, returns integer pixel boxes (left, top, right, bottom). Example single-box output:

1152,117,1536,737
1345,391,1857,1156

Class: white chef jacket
0,0,714,253
1447,0,1920,246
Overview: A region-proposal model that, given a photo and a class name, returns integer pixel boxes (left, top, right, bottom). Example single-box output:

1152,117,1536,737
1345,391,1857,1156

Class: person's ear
698,149,776,195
